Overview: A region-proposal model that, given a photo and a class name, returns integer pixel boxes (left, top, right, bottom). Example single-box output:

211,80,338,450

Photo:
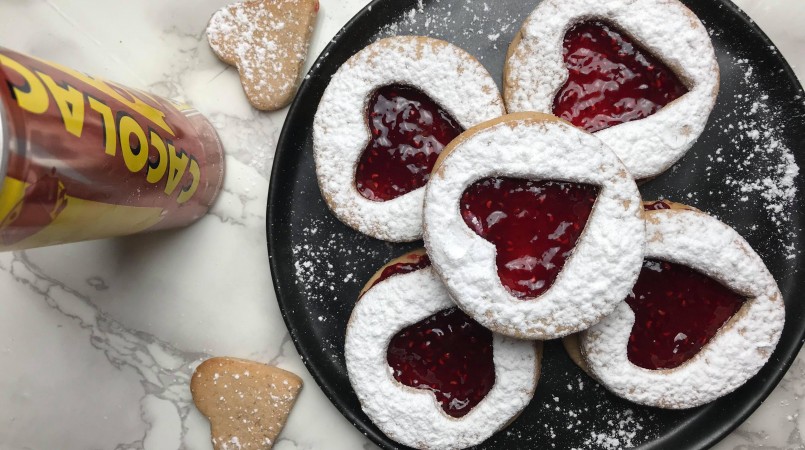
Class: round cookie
579,202,785,409
314,36,505,242
504,0,719,179
345,250,541,449
423,113,645,340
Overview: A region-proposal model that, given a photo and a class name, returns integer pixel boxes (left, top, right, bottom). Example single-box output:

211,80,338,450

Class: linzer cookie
346,250,541,449
423,113,645,340
207,0,319,111
579,201,784,409
191,357,303,450
0,47,224,251
313,36,505,242
504,0,719,179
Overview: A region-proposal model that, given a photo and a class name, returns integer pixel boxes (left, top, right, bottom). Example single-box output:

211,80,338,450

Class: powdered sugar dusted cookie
207,0,319,111
423,113,644,340
191,357,303,449
504,0,719,179
580,201,785,409
346,250,541,449
313,36,505,242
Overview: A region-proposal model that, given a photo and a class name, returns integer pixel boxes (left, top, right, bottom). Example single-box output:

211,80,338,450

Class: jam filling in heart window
553,20,689,133
626,259,746,370
356,84,464,202
387,306,495,418
460,177,599,299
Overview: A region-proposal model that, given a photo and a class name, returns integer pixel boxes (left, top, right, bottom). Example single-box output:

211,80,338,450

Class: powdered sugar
313,36,505,242
581,208,785,409
345,261,539,450
504,0,719,179
423,114,645,339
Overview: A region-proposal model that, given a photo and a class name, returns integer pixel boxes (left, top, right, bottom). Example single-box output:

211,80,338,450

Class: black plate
268,0,805,448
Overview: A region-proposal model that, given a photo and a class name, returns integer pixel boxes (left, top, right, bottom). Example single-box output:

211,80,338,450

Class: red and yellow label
0,48,224,250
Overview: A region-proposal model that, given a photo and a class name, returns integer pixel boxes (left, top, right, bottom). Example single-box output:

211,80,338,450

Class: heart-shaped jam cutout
387,307,495,418
552,20,689,133
356,84,464,201
460,177,599,299
626,259,746,370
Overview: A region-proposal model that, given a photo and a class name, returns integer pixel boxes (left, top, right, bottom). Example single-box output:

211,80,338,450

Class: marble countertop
1,1,803,449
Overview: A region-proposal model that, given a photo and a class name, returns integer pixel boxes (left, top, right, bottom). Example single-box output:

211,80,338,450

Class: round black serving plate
268,0,805,448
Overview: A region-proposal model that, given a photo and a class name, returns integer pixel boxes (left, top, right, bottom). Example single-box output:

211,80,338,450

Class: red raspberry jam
356,85,464,201
553,20,688,133
643,200,672,211
626,260,746,370
387,307,495,418
460,177,599,299
366,253,431,292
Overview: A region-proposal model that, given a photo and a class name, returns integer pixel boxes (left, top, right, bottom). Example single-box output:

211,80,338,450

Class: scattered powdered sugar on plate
375,1,522,59
721,58,799,233
661,52,801,262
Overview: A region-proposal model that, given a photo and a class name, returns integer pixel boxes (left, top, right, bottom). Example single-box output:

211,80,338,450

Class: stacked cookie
312,1,785,448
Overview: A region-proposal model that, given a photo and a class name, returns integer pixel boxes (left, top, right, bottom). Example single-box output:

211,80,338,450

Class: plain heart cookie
191,357,303,449
207,0,319,111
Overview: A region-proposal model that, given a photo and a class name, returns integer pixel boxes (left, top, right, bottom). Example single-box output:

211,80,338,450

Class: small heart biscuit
191,357,303,450
207,0,319,111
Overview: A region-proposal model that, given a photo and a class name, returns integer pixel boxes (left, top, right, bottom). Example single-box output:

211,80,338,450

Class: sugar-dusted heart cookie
313,36,505,242
346,249,541,449
191,357,303,449
207,0,319,111
423,112,645,340
504,0,719,179
578,201,785,409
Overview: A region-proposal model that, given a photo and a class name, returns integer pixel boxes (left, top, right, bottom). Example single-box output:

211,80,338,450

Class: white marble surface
0,1,803,449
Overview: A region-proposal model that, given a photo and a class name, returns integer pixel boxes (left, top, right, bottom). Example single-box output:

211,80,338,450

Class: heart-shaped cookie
191,357,303,449
346,249,540,449
578,201,785,409
207,0,319,111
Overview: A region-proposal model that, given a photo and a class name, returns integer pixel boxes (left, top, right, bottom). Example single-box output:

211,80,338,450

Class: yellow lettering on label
146,131,168,184
88,97,117,156
164,144,189,196
176,159,200,204
32,55,176,136
0,54,49,114
119,115,149,173
37,72,85,138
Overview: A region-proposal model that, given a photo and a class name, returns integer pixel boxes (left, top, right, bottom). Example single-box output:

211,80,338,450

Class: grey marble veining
0,1,803,449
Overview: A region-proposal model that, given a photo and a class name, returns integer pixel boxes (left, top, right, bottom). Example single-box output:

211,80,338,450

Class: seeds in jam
626,259,746,370
355,85,464,201
460,177,599,299
387,307,495,418
365,253,431,293
553,20,688,133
